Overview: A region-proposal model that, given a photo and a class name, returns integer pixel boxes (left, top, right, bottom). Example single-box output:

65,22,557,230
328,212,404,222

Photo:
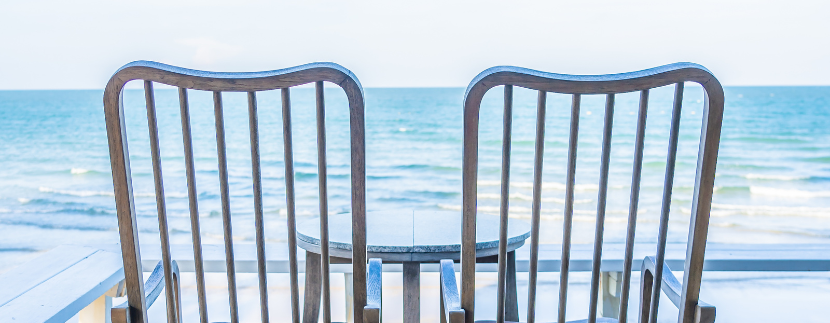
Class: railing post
79,281,123,323
599,272,623,319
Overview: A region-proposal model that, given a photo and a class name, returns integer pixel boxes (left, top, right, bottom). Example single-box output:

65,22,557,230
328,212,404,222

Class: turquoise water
1,86,829,271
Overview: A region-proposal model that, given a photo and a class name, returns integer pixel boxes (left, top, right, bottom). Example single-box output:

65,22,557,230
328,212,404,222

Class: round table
296,210,531,323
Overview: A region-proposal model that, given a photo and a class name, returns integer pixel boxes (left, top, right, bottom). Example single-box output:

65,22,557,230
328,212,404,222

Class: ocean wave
0,218,114,232
744,174,809,181
712,186,750,194
393,164,460,172
437,204,639,221
10,198,116,215
39,186,113,197
408,190,459,198
70,168,92,174
749,186,830,198
709,203,830,218
477,193,592,204
132,191,188,198
730,136,808,144
706,220,830,239
57,207,116,216
478,180,599,191
367,175,402,180
804,156,830,163
277,208,316,217
160,192,189,198
39,187,188,198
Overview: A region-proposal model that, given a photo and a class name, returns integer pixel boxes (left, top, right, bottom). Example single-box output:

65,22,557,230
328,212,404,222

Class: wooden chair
103,61,381,323
439,63,724,323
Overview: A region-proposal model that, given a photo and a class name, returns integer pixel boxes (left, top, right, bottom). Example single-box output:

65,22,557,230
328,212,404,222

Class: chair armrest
439,259,465,323
695,300,716,323
112,260,181,323
363,258,382,323
641,256,715,323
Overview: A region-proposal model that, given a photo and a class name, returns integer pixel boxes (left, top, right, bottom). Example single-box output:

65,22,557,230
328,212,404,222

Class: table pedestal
303,252,323,323
403,262,420,323
302,251,520,323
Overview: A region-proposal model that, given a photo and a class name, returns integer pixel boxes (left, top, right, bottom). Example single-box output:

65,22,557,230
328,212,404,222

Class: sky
0,0,828,89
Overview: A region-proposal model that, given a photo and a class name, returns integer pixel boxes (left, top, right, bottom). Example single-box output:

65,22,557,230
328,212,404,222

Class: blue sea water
1,86,829,271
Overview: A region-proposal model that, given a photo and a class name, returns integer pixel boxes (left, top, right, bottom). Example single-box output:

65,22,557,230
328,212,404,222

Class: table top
296,210,531,262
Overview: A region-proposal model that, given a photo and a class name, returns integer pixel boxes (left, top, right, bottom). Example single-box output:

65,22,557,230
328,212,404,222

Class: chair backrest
459,63,724,323
103,61,367,323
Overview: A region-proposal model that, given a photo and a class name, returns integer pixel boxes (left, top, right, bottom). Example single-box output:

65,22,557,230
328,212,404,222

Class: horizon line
2,84,830,91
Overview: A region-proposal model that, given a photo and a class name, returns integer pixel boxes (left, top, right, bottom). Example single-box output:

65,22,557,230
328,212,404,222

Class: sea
1,85,829,322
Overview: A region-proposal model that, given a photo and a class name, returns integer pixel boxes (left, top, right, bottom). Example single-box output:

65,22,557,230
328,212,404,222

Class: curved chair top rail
464,62,722,103
104,60,364,96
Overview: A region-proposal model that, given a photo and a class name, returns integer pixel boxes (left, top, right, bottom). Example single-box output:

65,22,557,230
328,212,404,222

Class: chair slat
144,81,178,323
281,88,301,323
618,89,650,323
526,90,546,323
178,87,209,323
495,85,513,323
213,91,239,323
587,94,615,323
315,81,333,323
648,83,684,323
558,94,581,323
247,91,270,323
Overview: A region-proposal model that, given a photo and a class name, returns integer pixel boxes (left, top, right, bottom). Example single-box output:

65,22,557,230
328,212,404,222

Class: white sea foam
17,198,31,204
437,204,638,221
39,186,187,198
477,193,592,204
70,168,91,174
709,203,830,218
744,174,808,181
478,180,598,191
124,192,189,198
750,186,830,198
277,208,315,217
146,192,189,198
39,186,114,197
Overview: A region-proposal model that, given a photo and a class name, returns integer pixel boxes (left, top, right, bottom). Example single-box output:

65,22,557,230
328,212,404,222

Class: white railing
2,243,828,322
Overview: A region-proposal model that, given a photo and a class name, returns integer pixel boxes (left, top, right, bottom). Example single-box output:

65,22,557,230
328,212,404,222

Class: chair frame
440,63,724,323
103,61,380,323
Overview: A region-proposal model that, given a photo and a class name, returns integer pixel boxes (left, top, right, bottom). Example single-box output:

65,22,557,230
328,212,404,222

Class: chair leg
304,251,322,323
599,271,622,319
505,251,519,322
639,267,654,323
440,279,446,323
